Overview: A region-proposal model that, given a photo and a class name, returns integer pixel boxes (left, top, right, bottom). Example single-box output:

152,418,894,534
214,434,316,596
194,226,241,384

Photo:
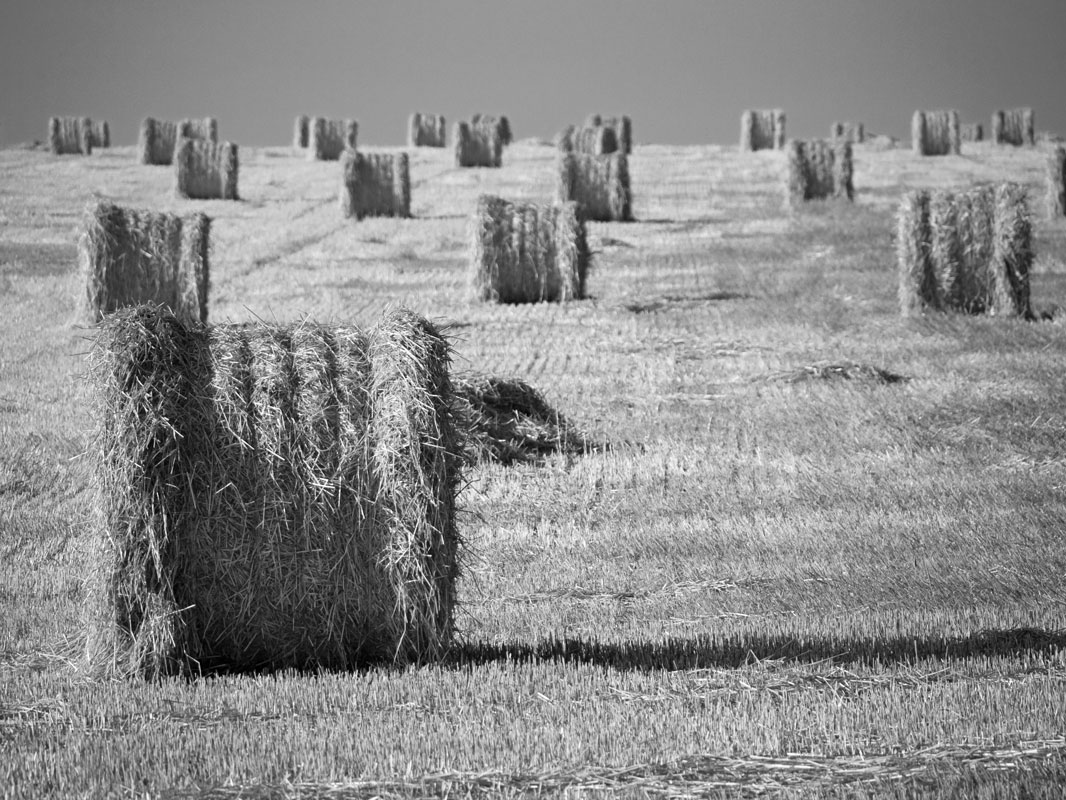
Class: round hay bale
139,118,178,166
992,108,1035,146
740,109,784,151
454,121,502,168
340,151,411,220
555,151,632,221
309,118,358,161
912,109,960,156
174,139,239,200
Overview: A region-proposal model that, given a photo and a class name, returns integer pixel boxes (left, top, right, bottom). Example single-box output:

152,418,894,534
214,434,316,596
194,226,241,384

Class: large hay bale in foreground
309,118,358,161
178,117,219,143
911,109,961,156
174,138,239,200
555,151,632,221
992,108,1035,146
830,121,864,144
139,118,178,165
787,139,853,204
469,195,589,303
556,124,618,155
1047,146,1066,219
340,151,411,219
85,305,461,677
293,115,309,149
454,121,502,167
471,113,512,146
408,112,446,147
48,116,92,155
80,201,210,325
89,120,111,149
961,122,984,142
740,109,786,151
896,183,1031,317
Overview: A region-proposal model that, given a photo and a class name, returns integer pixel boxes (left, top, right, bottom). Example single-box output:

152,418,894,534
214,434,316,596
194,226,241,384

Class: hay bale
961,122,984,142
472,113,512,146
178,117,218,143
293,115,309,149
80,201,209,325
408,113,447,147
340,151,411,220
1046,146,1066,219
787,139,853,205
911,109,961,156
85,304,461,677
48,116,92,155
556,124,618,155
309,118,358,161
555,151,632,222
89,120,111,149
454,121,502,168
588,115,632,154
469,195,589,303
138,118,178,165
174,138,239,200
992,108,1035,146
830,121,864,144
740,109,785,151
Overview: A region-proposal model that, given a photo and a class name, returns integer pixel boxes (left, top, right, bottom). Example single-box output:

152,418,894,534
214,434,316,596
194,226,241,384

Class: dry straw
1047,146,1066,219
556,124,618,155
138,118,178,165
740,109,786,151
293,115,309,149
992,108,1035,146
178,117,219,143
454,121,502,168
586,115,632,154
787,139,853,205
896,183,1032,317
340,151,411,219
472,113,512,146
89,120,111,149
961,122,984,143
80,201,209,325
911,110,961,156
830,121,864,144
309,118,358,161
408,113,447,147
469,195,589,303
555,151,632,221
48,116,92,155
85,304,462,677
174,138,239,200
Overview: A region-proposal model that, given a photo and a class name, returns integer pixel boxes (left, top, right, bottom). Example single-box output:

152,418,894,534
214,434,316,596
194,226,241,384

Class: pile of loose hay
89,120,111,149
469,195,589,303
740,109,786,151
408,113,447,147
961,122,984,143
830,121,864,144
992,108,1035,146
911,110,961,156
139,118,179,165
80,201,210,325
178,117,219,143
454,121,502,168
896,183,1032,317
293,115,309,149
48,116,92,155
175,139,239,200
555,152,632,221
786,139,853,204
340,151,411,219
763,361,907,384
1047,146,1066,219
556,124,618,156
471,113,512,146
85,304,462,677
309,118,358,161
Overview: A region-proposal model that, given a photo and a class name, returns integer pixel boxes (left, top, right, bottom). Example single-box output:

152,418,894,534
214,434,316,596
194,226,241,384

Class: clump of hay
911,110,961,156
139,118,178,165
174,139,239,200
408,113,447,147
555,151,632,221
89,120,111,149
293,115,309,149
896,183,1032,317
1047,146,1066,219
786,139,853,205
309,118,358,161
961,122,984,142
454,121,502,168
178,117,219,143
472,113,512,146
740,109,786,151
85,304,462,677
48,116,92,155
469,195,589,303
340,151,411,219
992,108,1035,146
80,201,210,325
556,124,618,155
764,361,907,384
830,121,864,144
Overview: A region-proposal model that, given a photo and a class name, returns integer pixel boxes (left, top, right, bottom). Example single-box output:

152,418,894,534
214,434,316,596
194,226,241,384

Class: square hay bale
830,121,864,144
911,109,961,155
293,115,309,149
139,118,178,165
408,112,447,147
178,117,219,143
340,151,411,219
740,109,786,151
556,124,618,155
80,201,210,325
48,116,92,155
896,183,1032,317
85,304,462,677
469,195,589,303
309,118,358,161
992,108,1035,146
89,120,111,149
471,113,512,146
454,121,502,168
1047,146,1066,219
555,151,632,222
961,122,984,142
174,138,239,200
787,139,853,205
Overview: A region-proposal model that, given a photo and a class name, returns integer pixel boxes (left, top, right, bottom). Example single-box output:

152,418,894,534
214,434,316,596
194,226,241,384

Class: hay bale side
741,109,784,151
896,190,934,316
555,151,632,222
408,112,447,147
1046,146,1066,219
913,109,960,155
473,113,512,146
961,122,984,142
559,125,617,155
830,121,864,144
990,183,1032,317
175,139,239,200
178,117,219,143
340,151,411,220
309,118,358,161
293,115,309,149
597,116,632,154
786,140,852,205
138,118,178,165
454,121,502,168
48,116,92,155
992,108,1035,146
89,120,111,148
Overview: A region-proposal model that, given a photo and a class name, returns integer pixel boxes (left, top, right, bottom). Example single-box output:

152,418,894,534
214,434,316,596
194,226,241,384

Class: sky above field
2,0,1064,148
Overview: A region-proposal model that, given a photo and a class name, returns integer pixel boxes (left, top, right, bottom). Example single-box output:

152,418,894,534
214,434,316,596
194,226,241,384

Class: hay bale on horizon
178,117,219,143
961,122,984,142
175,138,239,200
830,121,864,144
992,108,1035,146
555,151,632,222
1046,146,1065,219
340,151,411,219
85,304,462,677
89,120,111,149
787,139,853,205
309,118,358,161
454,121,502,168
556,124,618,155
896,183,1032,317
293,115,309,148
80,201,209,325
408,112,447,147
48,116,92,155
471,113,512,146
740,109,786,151
469,195,589,303
586,115,632,154
139,118,178,165
911,110,961,156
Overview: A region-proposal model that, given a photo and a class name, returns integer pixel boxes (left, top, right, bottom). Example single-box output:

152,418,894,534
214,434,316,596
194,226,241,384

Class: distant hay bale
89,120,111,149
830,121,864,144
472,113,512,146
340,151,411,219
293,115,309,148
48,116,92,155
911,110,961,156
992,108,1035,146
740,109,786,151
454,121,502,168
556,124,618,155
309,118,358,161
138,118,178,165
85,304,461,677
867,133,899,151
469,195,589,303
1046,146,1065,219
555,151,632,222
408,113,447,147
896,183,1032,317
961,122,984,142
178,117,219,143
787,139,853,205
80,201,209,325
587,115,632,154
174,138,239,200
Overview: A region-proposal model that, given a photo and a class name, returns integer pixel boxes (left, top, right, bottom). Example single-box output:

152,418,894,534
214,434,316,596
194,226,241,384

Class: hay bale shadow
760,361,908,385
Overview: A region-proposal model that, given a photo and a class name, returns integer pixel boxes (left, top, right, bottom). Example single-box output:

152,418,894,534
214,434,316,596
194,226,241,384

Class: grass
1,138,1066,797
